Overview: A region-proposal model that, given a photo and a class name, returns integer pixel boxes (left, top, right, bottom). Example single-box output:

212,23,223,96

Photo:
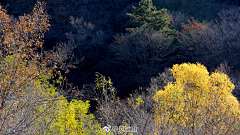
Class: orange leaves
178,17,208,46
0,6,11,28
181,17,207,34
21,54,27,59
0,1,50,59
0,2,68,134
169,17,173,24
0,2,75,133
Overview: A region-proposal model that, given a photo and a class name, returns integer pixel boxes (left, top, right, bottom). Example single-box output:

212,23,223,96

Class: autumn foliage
0,1,51,111
180,17,207,34
1,0,240,134
0,1,102,134
154,63,240,134
0,2,50,59
177,17,208,47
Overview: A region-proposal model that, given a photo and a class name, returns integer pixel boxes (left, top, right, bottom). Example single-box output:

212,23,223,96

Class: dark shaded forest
2,0,240,97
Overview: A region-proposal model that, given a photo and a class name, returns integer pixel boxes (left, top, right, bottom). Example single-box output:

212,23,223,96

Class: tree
154,63,240,135
47,97,105,135
0,2,62,134
0,1,96,134
126,0,175,35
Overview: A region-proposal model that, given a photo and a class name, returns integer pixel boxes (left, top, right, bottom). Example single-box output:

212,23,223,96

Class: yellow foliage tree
0,2,54,133
154,63,240,135
47,97,105,135
0,1,104,134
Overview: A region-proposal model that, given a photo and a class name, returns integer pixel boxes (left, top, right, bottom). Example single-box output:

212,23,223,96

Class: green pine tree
126,0,175,35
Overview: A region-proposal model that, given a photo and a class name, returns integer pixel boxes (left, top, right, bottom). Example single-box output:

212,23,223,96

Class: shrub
153,62,240,134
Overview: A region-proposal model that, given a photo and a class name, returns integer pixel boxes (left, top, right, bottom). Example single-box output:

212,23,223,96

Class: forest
1,0,240,134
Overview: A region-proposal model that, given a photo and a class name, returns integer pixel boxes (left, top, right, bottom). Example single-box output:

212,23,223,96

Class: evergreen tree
126,0,175,35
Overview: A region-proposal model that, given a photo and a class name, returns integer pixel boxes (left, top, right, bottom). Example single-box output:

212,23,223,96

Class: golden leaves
0,2,83,134
0,1,50,57
0,0,53,123
21,54,27,58
154,63,240,134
